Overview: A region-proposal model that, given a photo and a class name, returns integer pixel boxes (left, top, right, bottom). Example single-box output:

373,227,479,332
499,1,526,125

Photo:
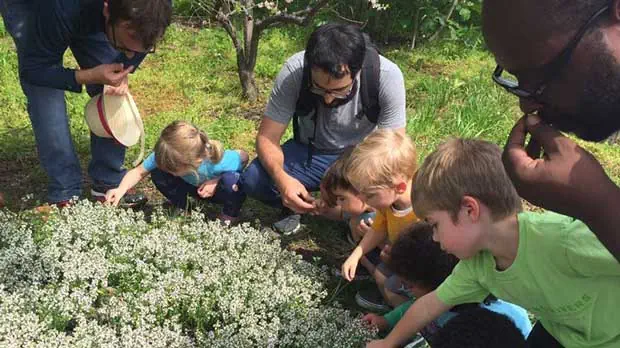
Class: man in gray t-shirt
241,23,406,234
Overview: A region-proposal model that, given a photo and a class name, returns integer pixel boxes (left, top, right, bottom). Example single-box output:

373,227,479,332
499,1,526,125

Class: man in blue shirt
0,0,172,207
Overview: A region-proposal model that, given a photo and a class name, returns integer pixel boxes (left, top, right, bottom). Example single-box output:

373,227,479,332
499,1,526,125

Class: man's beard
540,47,620,142
323,80,358,108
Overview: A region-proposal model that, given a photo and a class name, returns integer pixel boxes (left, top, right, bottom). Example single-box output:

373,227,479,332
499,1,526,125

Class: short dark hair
433,307,527,348
387,222,458,290
305,23,367,79
321,147,356,208
108,0,173,50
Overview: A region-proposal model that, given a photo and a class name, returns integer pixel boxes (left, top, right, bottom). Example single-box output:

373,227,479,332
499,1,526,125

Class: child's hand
362,313,389,331
198,177,220,198
310,198,327,216
358,217,374,234
341,253,361,282
105,188,126,207
380,244,392,264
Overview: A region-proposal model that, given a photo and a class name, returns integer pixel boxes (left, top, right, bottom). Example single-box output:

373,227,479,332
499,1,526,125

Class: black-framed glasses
111,24,156,55
492,4,609,101
310,78,356,99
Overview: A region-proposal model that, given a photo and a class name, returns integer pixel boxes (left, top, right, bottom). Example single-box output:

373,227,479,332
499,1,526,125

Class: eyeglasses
111,24,156,55
492,4,609,101
310,79,356,99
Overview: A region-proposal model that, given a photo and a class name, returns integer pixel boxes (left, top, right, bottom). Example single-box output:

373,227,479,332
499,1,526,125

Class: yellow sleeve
371,209,387,235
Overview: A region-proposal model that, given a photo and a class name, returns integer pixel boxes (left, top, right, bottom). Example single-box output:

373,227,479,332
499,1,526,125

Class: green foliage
327,0,483,48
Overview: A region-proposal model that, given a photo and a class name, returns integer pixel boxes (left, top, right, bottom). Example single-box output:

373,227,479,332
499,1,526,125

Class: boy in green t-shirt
367,138,620,348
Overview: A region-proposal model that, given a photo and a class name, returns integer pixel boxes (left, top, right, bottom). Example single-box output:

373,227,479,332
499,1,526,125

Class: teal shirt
142,150,243,186
437,212,620,347
384,299,531,339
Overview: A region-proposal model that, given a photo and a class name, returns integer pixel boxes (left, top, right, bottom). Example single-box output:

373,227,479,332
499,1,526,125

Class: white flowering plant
0,201,376,347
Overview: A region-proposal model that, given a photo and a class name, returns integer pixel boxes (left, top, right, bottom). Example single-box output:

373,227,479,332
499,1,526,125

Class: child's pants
151,169,245,217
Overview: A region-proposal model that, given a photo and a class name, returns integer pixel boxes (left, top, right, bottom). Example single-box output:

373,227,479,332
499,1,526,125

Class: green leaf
459,8,472,21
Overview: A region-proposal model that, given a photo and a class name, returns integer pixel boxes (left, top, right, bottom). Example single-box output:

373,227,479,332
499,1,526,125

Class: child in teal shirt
106,121,248,223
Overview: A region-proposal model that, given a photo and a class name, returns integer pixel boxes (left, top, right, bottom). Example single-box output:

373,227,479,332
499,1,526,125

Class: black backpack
292,45,381,151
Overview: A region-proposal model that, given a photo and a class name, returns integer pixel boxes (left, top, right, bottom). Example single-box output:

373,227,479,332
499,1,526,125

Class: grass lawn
2,21,620,310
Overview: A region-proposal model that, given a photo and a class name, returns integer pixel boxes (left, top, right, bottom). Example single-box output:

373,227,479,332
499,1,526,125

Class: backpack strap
293,60,316,143
359,46,381,124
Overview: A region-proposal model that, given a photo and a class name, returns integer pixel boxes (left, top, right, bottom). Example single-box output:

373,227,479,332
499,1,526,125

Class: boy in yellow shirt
341,129,419,310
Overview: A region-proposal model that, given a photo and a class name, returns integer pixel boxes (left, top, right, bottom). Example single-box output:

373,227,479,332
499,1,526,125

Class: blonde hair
346,129,417,194
154,121,224,175
412,138,522,221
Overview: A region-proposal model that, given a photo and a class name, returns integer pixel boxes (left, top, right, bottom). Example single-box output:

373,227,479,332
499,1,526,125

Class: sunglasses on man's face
492,5,609,102
309,77,356,99
111,24,156,55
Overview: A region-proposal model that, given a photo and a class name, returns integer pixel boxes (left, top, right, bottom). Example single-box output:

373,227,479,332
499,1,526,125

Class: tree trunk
239,66,258,102
411,7,422,50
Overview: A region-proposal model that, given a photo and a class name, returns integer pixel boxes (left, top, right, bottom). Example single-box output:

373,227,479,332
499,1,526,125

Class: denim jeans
0,0,146,203
151,169,246,217
240,140,341,208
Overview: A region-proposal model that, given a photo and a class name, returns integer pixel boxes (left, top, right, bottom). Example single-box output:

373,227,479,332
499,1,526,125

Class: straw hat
85,92,145,166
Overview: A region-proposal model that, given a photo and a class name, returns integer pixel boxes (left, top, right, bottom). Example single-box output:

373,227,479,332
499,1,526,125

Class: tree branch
429,0,458,42
255,0,330,32
324,8,367,26
242,0,254,63
216,2,242,55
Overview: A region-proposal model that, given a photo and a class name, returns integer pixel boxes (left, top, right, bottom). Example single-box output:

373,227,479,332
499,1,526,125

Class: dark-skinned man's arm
503,115,620,261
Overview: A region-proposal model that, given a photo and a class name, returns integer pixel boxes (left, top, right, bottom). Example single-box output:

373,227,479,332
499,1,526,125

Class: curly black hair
387,222,458,290
433,307,527,348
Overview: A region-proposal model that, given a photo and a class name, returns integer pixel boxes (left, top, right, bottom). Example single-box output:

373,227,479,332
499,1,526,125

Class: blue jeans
151,169,245,217
240,140,341,208
0,0,146,203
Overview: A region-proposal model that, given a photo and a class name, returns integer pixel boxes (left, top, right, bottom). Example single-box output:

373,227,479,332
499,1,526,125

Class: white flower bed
0,201,375,347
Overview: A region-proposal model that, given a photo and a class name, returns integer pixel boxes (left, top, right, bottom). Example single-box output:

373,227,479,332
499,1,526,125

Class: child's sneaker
34,199,73,214
217,213,240,225
403,334,427,348
355,287,391,313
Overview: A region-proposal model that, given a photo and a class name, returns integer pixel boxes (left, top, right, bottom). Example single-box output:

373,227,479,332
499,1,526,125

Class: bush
325,0,483,47
0,201,375,347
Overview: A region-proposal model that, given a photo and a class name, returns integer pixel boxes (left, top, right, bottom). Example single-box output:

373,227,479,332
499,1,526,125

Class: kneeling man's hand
277,174,315,213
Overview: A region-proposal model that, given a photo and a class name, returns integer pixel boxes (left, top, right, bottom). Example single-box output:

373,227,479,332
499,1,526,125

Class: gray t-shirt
265,51,407,152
